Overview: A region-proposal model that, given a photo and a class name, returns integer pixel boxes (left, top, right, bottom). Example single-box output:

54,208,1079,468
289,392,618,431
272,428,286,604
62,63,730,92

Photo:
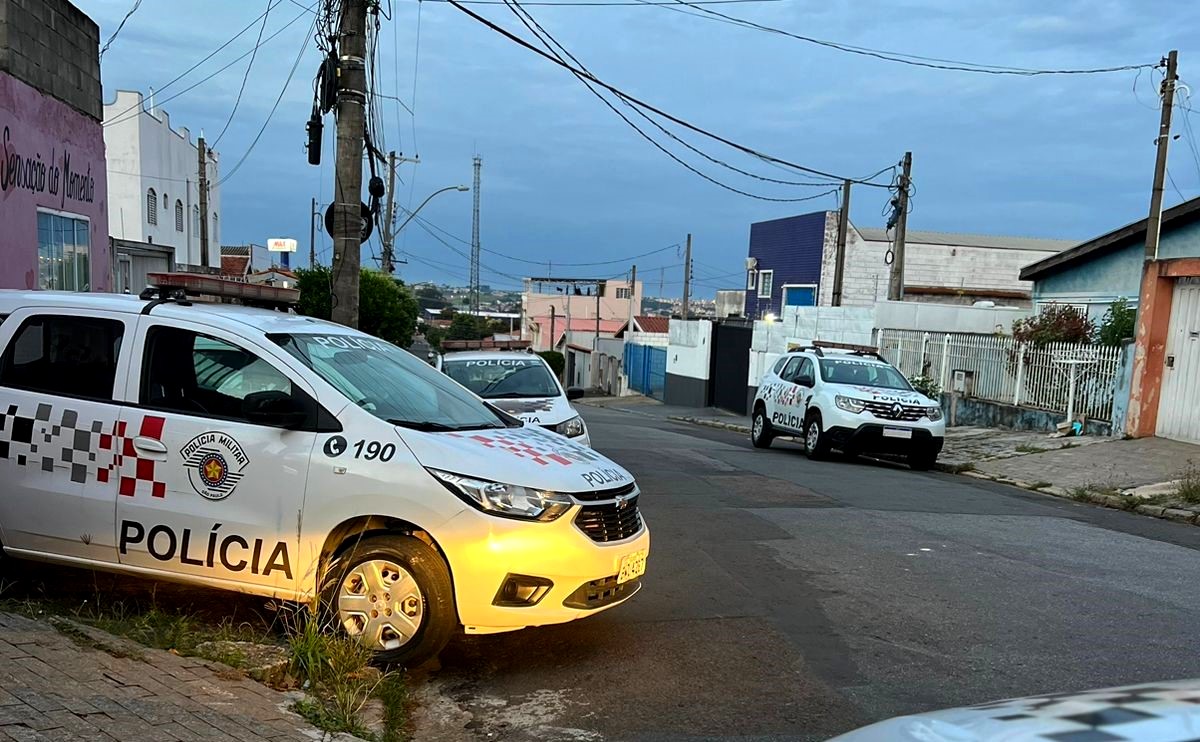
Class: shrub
909,374,940,399
294,267,419,348
1012,305,1094,347
1096,297,1136,347
538,350,565,378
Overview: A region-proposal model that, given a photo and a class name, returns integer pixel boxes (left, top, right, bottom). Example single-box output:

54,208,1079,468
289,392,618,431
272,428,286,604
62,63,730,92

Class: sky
79,0,1200,298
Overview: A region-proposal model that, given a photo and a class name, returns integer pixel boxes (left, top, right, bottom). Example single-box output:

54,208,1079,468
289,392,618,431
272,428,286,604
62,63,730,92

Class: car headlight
556,415,586,438
835,395,866,413
926,406,944,421
429,469,573,522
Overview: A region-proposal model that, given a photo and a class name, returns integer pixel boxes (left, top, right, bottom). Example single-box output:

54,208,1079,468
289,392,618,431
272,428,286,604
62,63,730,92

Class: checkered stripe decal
449,426,604,466
494,398,557,415
0,402,168,498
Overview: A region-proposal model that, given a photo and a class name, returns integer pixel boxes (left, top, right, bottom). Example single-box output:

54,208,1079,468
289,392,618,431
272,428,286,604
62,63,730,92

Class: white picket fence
877,329,1123,422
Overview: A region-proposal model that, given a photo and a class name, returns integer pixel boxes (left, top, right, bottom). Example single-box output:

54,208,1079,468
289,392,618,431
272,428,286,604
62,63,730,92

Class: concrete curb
668,415,752,435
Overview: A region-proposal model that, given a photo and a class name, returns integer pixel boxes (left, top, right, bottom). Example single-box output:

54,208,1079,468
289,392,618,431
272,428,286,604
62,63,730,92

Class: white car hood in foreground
488,395,575,427
832,384,934,407
832,678,1200,741
399,423,631,493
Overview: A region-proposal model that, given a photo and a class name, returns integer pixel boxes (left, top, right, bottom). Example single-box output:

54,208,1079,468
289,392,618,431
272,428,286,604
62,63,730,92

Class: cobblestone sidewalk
0,611,333,741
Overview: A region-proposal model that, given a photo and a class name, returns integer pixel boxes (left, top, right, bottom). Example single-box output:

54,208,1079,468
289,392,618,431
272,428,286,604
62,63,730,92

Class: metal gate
1157,278,1200,443
710,321,753,413
625,343,667,401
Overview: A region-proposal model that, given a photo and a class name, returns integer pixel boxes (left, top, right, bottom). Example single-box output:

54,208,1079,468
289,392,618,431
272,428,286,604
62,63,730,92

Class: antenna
470,156,482,313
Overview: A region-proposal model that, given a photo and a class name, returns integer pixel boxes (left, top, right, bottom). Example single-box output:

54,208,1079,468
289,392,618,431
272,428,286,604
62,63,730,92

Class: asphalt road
414,405,1200,741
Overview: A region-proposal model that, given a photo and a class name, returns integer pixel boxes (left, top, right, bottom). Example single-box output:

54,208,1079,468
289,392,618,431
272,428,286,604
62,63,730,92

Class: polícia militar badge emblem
181,432,249,501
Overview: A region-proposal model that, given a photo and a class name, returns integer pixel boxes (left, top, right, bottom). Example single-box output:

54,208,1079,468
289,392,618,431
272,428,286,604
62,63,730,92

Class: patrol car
0,277,649,666
750,342,944,470
437,346,590,447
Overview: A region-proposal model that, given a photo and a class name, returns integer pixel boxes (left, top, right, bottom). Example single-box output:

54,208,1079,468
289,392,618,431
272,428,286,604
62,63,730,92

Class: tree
423,323,446,353
1012,305,1094,347
446,313,492,341
294,267,419,347
1096,297,1136,346
538,350,565,378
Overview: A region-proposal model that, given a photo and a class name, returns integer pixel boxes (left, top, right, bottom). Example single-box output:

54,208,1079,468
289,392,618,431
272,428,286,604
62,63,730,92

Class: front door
0,310,131,561
1157,278,1200,443
115,318,317,594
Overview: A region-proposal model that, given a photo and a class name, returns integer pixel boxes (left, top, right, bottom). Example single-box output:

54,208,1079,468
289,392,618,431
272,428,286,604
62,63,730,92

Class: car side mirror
797,373,815,388
566,386,585,401
243,390,309,429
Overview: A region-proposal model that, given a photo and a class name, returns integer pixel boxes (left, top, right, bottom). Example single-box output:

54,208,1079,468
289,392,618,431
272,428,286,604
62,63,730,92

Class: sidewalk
0,612,334,741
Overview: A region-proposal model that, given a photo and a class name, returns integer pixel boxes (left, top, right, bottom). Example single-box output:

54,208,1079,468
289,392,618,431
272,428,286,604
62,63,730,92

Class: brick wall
0,0,101,121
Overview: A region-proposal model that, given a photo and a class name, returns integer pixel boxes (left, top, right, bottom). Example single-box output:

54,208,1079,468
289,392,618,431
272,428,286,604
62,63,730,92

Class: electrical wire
652,0,1157,76
429,0,781,4
1175,86,1200,186
1167,168,1187,203
212,0,274,147
99,0,144,60
445,0,894,186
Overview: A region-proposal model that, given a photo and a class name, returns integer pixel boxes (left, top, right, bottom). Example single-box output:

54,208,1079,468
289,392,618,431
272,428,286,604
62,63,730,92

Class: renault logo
891,403,903,418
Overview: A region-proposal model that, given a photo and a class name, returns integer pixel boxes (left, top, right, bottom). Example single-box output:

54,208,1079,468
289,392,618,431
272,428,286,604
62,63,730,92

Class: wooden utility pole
627,264,637,329
198,136,209,270
549,305,557,358
331,0,368,327
381,151,398,272
831,179,851,306
887,152,912,300
681,233,692,320
309,196,317,267
1145,50,1179,260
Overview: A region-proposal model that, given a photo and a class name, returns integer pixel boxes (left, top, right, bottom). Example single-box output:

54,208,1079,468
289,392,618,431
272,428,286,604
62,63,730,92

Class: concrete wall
873,300,1032,334
665,319,712,407
0,71,109,290
715,289,745,318
1109,338,1135,436
942,393,1111,436
104,90,222,269
0,0,101,121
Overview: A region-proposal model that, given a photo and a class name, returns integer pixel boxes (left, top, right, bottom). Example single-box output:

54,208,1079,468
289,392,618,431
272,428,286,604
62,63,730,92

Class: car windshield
443,357,560,399
819,358,913,391
272,333,511,430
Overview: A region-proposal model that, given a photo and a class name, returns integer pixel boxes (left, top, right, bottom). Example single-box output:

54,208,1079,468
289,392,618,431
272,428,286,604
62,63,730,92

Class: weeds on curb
1028,481,1053,491
941,462,976,474
1175,462,1200,505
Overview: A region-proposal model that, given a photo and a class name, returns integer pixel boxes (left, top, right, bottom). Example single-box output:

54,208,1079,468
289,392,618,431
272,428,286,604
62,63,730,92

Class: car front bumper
826,424,944,457
434,499,649,634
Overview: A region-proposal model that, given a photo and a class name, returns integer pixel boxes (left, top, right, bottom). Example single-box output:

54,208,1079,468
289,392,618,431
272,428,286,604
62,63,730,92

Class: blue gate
624,343,667,401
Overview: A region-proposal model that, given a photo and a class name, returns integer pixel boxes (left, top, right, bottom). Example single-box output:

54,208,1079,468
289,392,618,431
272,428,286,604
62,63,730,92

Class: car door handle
132,436,168,455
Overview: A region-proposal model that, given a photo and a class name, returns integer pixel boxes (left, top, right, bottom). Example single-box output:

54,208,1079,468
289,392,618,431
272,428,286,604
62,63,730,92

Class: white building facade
103,90,221,271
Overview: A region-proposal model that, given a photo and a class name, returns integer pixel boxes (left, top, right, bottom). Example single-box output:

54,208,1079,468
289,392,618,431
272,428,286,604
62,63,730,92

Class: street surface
415,405,1200,741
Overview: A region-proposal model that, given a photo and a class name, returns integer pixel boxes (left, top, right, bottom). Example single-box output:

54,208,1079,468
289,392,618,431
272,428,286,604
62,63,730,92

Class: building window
616,287,631,299
757,269,773,299
146,189,158,225
747,270,757,290
175,200,184,232
36,211,91,292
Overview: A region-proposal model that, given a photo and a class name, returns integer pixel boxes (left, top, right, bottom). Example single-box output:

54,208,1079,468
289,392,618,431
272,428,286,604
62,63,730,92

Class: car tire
908,450,938,471
751,406,775,449
320,534,457,668
804,414,830,460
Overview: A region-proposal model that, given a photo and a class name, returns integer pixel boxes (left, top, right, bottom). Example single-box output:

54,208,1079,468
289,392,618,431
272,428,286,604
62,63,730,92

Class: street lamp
383,185,469,273
393,185,470,236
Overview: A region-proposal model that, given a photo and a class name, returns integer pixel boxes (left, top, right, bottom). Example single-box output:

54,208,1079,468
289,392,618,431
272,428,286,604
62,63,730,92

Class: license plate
617,549,648,584
882,427,913,439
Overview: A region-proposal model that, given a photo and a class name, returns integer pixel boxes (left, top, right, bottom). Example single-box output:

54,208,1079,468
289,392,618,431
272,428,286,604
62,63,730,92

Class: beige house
521,278,643,351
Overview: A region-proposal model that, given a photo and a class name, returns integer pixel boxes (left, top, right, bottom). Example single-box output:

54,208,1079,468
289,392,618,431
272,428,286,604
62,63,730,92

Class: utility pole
832,179,851,306
681,233,692,320
381,151,398,273
198,135,209,271
1146,50,1179,260
549,305,556,357
330,0,368,328
628,264,637,329
470,156,482,313
887,152,912,301
594,282,601,350
309,196,317,267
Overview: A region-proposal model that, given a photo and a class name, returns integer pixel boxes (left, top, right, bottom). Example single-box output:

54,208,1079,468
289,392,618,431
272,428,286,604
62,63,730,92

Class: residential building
521,278,642,351
110,237,173,294
1020,196,1200,445
0,0,109,292
743,211,1075,318
103,90,221,272
248,268,299,290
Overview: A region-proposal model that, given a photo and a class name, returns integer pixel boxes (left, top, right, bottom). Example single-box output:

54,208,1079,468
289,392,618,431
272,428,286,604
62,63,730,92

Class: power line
445,0,894,186
1167,168,1187,203
99,0,144,60
212,0,274,147
652,0,1157,76
431,0,781,4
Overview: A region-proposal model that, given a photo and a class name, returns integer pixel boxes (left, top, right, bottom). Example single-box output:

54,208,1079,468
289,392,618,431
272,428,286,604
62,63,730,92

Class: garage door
1157,278,1200,443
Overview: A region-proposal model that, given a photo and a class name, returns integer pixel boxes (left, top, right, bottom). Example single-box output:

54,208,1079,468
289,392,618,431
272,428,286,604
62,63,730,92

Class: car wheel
804,414,830,460
320,534,457,668
908,450,938,471
751,407,775,449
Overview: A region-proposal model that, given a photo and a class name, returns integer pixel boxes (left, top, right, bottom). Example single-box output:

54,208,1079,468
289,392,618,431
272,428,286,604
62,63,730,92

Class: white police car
438,349,590,447
0,278,648,666
750,343,945,470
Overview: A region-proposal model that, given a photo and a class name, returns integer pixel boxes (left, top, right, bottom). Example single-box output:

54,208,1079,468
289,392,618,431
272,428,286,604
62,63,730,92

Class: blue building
744,212,829,318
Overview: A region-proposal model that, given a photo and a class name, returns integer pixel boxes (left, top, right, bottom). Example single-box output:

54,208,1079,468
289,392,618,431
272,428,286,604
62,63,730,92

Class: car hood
398,423,632,493
485,395,574,427
831,678,1200,741
831,383,933,406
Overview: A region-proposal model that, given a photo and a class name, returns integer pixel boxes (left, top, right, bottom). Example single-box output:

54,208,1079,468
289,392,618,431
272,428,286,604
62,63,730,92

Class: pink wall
0,72,109,291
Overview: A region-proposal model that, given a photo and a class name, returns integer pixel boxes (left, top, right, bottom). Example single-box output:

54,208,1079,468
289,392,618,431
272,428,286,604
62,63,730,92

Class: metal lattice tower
470,156,482,313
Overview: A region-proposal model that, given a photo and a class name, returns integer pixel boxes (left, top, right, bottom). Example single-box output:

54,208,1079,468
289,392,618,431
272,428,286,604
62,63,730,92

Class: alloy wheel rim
806,423,818,450
337,559,424,651
753,414,763,439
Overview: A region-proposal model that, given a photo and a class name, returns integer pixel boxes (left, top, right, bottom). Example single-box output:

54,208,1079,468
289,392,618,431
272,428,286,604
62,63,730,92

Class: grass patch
941,462,976,474
1175,462,1200,505
1066,483,1121,502
1015,444,1048,454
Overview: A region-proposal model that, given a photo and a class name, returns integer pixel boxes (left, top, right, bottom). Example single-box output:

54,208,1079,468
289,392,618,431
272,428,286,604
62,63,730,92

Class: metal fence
877,329,1124,422
625,343,667,400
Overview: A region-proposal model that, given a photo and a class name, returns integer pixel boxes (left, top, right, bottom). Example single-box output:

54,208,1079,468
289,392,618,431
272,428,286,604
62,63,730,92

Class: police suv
750,343,945,470
0,281,649,666
438,347,590,447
